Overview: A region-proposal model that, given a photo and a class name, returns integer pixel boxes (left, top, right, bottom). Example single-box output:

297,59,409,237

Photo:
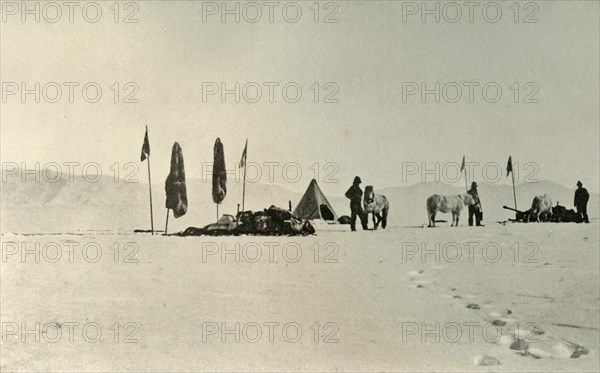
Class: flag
165,142,187,218
506,156,513,176
460,155,465,172
212,138,227,204
239,139,248,169
140,127,150,162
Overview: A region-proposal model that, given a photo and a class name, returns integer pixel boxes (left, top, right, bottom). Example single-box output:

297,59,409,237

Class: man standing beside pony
574,181,590,224
345,176,369,231
467,181,484,227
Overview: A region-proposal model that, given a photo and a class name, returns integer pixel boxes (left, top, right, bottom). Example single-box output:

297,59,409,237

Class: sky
1,0,599,197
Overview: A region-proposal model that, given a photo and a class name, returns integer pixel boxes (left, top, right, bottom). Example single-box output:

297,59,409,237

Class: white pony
426,194,476,227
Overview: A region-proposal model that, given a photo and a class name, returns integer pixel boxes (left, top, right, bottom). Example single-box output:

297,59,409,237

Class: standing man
345,176,369,231
467,181,483,227
574,181,590,223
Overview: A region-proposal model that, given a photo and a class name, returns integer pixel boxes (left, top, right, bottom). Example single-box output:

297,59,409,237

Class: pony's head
364,185,375,203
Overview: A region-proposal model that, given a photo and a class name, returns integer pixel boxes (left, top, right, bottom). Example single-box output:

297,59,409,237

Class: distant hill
1,168,597,233
1,168,306,232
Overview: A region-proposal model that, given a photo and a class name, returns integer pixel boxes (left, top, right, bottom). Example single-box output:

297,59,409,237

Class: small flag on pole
461,155,468,192
507,155,517,210
240,139,248,212
239,139,248,169
140,128,150,162
141,126,154,235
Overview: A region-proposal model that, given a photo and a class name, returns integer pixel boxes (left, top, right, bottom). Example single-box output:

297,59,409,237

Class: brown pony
363,185,390,229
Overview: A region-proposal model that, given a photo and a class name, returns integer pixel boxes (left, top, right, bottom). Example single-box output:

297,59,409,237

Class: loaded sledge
178,205,316,236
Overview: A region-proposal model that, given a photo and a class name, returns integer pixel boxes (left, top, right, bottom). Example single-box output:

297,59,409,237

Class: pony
363,185,390,229
426,194,476,227
527,194,553,222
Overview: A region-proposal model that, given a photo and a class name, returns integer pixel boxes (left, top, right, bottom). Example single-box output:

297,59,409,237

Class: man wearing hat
345,176,369,231
574,181,589,223
467,181,483,226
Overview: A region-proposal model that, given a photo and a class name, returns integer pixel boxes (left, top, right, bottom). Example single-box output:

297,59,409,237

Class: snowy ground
1,221,598,372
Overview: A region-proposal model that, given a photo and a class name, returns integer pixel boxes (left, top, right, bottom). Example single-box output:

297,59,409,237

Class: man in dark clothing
574,181,590,223
345,176,368,231
467,181,483,227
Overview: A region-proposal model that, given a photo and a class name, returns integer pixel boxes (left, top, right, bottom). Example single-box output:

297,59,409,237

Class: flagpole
461,156,468,192
146,126,154,235
511,169,517,210
241,139,248,213
164,208,169,235
242,159,247,212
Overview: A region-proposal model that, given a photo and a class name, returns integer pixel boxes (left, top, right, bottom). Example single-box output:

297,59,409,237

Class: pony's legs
374,213,382,230
382,208,388,229
455,213,460,227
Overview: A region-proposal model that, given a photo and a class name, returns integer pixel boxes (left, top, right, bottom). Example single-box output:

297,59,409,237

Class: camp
293,179,338,222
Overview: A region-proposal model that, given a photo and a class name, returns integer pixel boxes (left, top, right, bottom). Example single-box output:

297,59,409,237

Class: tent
293,179,338,221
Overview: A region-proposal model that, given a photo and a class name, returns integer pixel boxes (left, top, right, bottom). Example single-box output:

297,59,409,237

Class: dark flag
140,128,150,162
506,156,513,176
239,139,248,169
461,155,468,192
165,142,187,218
212,138,227,204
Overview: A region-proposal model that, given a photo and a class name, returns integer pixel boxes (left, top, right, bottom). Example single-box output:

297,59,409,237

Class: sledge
134,229,165,234
503,205,583,223
503,205,530,222
178,205,316,237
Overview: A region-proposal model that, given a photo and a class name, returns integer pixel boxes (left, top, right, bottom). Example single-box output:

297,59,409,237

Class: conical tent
293,179,338,221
